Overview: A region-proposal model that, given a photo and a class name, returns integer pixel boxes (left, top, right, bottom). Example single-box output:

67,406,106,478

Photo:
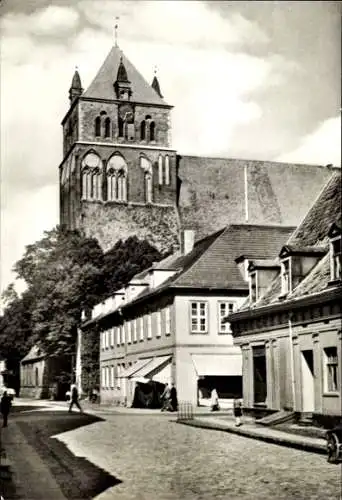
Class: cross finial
114,17,119,47
154,65,158,76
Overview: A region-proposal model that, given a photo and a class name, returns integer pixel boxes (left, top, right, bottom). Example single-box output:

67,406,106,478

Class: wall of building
20,359,47,399
174,294,247,345
235,315,341,417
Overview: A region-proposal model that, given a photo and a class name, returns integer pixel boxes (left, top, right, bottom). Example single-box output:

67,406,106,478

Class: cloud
1,5,80,40
80,0,269,48
276,116,341,166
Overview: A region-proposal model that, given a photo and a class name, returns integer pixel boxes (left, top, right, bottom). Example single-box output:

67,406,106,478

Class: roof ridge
180,155,341,169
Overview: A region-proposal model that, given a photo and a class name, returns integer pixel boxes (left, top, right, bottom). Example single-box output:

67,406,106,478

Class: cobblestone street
56,413,342,500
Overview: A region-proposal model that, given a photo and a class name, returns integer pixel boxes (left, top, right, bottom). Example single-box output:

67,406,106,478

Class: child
233,398,243,426
210,388,220,412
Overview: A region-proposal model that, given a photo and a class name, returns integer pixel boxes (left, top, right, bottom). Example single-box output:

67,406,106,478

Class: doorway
253,346,267,405
301,350,315,412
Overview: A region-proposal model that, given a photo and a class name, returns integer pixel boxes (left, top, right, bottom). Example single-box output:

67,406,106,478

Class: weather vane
114,17,119,47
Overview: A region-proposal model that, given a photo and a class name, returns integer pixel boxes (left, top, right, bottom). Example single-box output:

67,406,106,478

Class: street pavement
1,399,341,500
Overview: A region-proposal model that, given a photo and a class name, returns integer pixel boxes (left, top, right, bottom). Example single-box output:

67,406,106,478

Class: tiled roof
178,156,338,240
240,172,342,310
21,345,45,363
123,225,294,310
83,46,169,106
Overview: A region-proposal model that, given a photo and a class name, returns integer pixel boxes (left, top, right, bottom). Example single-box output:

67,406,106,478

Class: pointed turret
69,68,83,104
151,75,163,98
113,56,132,100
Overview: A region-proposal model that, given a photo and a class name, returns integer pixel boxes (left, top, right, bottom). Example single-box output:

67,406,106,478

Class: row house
80,224,294,408
228,172,342,427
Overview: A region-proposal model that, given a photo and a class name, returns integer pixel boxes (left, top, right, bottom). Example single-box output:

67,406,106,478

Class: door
253,346,267,405
301,350,315,412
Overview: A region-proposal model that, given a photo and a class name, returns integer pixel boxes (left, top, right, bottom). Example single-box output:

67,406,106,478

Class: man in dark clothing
68,384,83,413
170,383,178,412
1,391,12,427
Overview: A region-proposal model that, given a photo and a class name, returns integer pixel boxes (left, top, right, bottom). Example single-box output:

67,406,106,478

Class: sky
0,0,341,297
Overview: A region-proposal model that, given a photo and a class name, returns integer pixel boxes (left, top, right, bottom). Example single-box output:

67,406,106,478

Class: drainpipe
288,312,296,412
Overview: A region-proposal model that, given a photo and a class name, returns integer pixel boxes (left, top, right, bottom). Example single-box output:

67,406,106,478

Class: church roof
83,46,169,106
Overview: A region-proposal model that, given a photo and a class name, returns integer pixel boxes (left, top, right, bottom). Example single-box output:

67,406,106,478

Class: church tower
59,45,180,253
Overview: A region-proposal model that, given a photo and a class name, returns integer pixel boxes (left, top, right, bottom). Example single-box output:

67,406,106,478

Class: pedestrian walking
68,384,83,413
210,388,220,412
0,391,12,427
233,398,243,426
170,383,178,412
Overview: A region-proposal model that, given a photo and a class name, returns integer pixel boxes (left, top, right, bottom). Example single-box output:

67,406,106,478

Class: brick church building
59,41,336,254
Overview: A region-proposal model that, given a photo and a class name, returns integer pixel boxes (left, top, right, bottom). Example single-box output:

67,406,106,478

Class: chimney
180,229,195,255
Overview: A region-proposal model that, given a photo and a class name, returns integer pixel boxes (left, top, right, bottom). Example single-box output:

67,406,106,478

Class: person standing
210,388,220,412
233,398,243,426
1,391,12,427
68,384,83,413
170,383,178,412
160,383,171,411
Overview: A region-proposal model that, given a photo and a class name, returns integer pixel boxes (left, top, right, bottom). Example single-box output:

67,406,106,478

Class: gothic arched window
104,117,111,138
106,154,128,202
158,155,163,185
164,155,170,185
140,120,146,141
95,117,101,137
81,152,102,200
145,172,152,203
140,156,153,203
150,121,155,141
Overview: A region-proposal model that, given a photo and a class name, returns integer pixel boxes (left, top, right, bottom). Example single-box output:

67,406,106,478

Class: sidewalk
0,423,67,500
178,415,327,455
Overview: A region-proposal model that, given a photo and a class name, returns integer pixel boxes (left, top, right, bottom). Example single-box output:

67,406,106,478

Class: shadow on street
7,409,122,499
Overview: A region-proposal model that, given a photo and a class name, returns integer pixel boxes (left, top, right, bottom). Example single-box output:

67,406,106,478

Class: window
118,117,124,137
35,367,39,387
106,155,128,202
116,364,121,389
95,117,101,136
101,367,105,389
126,321,132,344
330,236,342,281
147,314,152,339
139,317,144,341
116,326,120,346
156,311,162,337
140,120,146,140
281,258,291,295
150,121,155,141
250,272,257,303
110,328,114,347
165,306,171,335
133,319,137,342
117,171,127,201
324,347,339,393
82,152,102,201
158,155,163,185
104,117,111,138
110,366,115,388
101,331,106,350
191,302,208,333
120,325,125,345
145,172,153,203
164,155,170,185
218,302,235,333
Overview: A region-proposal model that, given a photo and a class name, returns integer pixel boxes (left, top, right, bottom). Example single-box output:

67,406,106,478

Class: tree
13,226,105,357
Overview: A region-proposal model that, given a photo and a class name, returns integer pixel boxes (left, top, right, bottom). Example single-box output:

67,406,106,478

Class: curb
177,418,327,455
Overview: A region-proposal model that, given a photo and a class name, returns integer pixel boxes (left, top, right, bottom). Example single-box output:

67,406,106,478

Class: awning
135,356,171,379
121,358,152,378
192,354,242,377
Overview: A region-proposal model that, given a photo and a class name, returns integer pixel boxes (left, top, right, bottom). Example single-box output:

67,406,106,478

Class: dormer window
281,258,291,295
329,224,342,281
